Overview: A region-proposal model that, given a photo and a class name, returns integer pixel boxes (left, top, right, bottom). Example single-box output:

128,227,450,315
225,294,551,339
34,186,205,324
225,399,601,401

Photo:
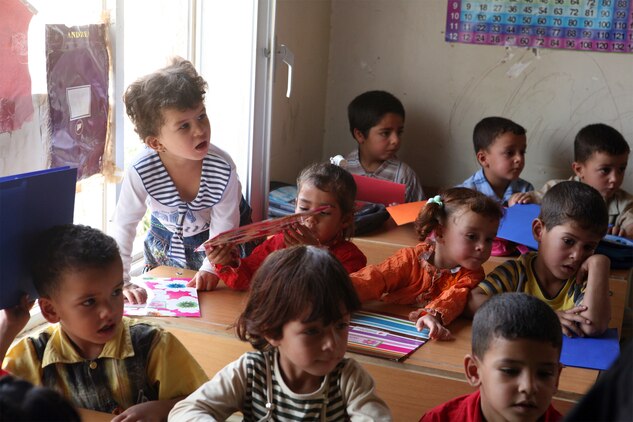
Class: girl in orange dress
350,188,503,340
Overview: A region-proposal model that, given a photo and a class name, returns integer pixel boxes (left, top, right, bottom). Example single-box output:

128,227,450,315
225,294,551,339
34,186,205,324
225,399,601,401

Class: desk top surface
147,265,599,400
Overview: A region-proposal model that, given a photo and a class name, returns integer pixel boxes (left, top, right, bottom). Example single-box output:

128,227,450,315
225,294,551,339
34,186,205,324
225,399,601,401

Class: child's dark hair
236,245,361,351
414,187,504,241
124,57,207,142
348,90,405,138
297,162,357,239
0,375,81,421
473,117,526,153
574,123,630,163
472,293,562,359
31,224,120,297
539,181,608,237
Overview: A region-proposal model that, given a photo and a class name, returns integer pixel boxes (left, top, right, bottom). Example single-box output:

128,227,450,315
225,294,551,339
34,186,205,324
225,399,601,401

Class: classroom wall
321,0,633,194
268,0,331,184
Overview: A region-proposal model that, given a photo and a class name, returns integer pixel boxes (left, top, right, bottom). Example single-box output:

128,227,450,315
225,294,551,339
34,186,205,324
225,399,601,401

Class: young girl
350,188,503,340
169,245,392,420
111,58,243,303
207,162,367,291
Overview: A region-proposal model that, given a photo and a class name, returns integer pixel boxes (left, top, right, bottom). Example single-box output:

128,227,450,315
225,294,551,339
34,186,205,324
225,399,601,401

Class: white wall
321,0,633,193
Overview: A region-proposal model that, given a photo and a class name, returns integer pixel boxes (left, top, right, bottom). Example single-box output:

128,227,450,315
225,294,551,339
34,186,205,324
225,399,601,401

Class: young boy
344,90,425,203
459,116,534,205
512,123,632,238
468,181,611,338
1,224,208,419
421,293,563,422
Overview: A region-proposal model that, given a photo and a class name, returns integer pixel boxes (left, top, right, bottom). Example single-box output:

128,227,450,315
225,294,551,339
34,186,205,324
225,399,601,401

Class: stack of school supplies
123,276,200,317
348,310,430,362
0,167,77,309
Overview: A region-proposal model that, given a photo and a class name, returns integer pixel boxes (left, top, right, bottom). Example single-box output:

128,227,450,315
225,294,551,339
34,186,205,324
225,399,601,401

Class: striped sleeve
477,259,523,296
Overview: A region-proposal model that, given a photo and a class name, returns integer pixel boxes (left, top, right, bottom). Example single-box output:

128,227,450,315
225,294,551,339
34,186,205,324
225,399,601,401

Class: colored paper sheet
0,167,77,309
124,276,200,317
348,310,430,362
560,328,620,371
496,204,540,250
195,206,328,252
386,201,426,225
352,174,406,206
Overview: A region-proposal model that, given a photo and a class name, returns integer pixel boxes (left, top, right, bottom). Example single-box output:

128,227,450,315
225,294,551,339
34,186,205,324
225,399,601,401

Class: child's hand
0,294,33,342
111,399,175,422
283,223,320,247
609,222,633,239
187,270,220,291
576,254,610,284
508,192,534,206
205,243,238,266
123,284,148,305
556,305,590,337
415,314,453,340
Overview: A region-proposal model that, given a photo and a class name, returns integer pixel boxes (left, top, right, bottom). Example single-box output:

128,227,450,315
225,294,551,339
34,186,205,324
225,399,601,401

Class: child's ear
352,128,366,144
434,224,445,241
38,297,61,324
145,136,163,152
476,150,488,167
341,212,354,230
532,218,545,242
571,161,585,179
265,336,281,348
464,354,482,387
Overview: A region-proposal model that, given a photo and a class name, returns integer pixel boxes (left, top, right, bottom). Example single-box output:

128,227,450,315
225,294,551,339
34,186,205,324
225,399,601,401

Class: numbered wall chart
445,0,632,53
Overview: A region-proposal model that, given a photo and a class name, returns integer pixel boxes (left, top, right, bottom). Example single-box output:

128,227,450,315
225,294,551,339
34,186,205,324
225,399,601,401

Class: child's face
295,182,351,245
466,337,561,422
435,210,499,270
354,112,404,166
532,219,602,283
477,132,527,184
148,103,211,161
40,259,125,359
268,313,351,392
572,151,629,201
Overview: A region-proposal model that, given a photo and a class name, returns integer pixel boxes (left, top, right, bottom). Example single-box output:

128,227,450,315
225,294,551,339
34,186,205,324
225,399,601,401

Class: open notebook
348,310,430,362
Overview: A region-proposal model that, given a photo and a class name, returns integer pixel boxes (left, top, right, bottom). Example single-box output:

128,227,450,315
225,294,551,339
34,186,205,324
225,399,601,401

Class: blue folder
560,328,620,371
0,167,77,309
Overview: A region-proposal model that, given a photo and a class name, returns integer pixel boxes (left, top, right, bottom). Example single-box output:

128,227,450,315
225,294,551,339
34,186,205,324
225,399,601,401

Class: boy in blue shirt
459,117,534,205
1,224,207,419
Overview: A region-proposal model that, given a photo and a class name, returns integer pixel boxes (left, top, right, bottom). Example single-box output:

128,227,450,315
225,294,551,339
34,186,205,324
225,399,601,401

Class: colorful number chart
445,0,632,53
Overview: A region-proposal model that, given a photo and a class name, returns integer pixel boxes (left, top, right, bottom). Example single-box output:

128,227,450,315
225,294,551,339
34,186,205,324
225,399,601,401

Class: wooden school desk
143,266,584,419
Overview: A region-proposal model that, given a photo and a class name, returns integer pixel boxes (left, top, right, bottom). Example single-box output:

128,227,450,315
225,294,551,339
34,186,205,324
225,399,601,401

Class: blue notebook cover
560,328,620,371
0,167,77,309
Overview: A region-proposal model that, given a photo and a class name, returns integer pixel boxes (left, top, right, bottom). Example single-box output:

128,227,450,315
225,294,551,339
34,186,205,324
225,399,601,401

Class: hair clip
426,195,443,207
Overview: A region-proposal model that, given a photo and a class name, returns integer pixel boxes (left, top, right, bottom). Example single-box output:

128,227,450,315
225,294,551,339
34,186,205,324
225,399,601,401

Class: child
458,116,534,205
207,162,367,291
111,57,244,303
0,375,81,421
469,181,611,337
421,293,563,422
344,90,425,203
512,123,632,238
169,245,392,420
1,224,208,419
350,187,503,340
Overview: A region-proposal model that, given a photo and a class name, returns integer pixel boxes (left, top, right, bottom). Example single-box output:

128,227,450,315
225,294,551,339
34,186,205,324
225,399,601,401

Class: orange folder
386,200,427,226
